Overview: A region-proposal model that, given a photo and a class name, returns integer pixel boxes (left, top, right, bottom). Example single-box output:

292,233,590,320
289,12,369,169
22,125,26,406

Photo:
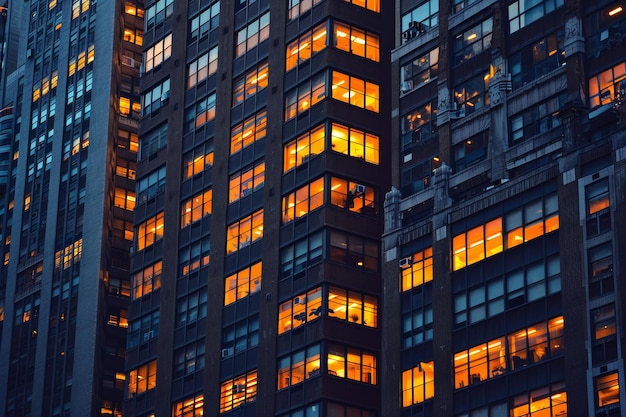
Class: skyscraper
383,1,626,416
0,1,140,415
125,0,391,416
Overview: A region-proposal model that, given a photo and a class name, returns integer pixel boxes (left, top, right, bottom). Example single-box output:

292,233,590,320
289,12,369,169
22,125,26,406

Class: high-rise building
383,1,626,417
125,0,391,416
0,1,140,416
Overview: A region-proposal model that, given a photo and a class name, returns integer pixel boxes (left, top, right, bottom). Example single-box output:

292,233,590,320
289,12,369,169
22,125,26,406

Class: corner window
284,124,325,172
588,61,626,108
334,21,379,62
286,22,327,71
282,178,324,224
331,71,379,112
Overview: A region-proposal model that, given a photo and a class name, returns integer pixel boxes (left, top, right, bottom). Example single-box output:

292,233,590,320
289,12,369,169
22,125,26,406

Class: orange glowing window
283,124,325,172
128,360,157,398
402,361,434,407
219,370,257,413
181,189,212,227
224,261,262,306
400,247,433,291
172,393,204,417
282,178,324,224
278,287,322,334
136,212,164,251
230,110,267,154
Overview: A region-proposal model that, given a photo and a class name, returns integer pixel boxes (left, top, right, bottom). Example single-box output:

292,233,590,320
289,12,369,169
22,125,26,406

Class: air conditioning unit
232,384,246,394
221,347,234,358
450,102,465,119
399,257,412,268
402,29,416,42
294,296,304,305
355,184,366,194
400,80,414,94
121,56,135,67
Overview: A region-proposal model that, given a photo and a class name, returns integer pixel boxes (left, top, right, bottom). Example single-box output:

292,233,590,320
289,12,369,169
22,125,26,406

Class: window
181,188,212,227
334,21,379,62
188,46,218,88
236,12,270,57
128,360,157,397
400,247,433,291
127,310,158,348
174,339,205,378
329,230,378,271
189,2,220,42
288,0,323,20
510,30,565,89
132,261,162,299
327,344,376,384
509,0,564,33
585,3,626,54
505,257,561,310
116,159,136,180
279,404,321,417
142,78,170,116
401,0,438,32
453,71,490,114
233,61,269,105
173,393,204,417
453,131,488,171
592,304,616,341
401,100,437,149
451,0,478,14
219,370,257,413
176,288,208,327
231,109,267,154
402,305,433,347
179,236,210,276
588,242,614,299
284,72,326,121
281,231,324,277
118,129,139,153
222,315,259,356
226,210,263,254
183,143,214,180
114,188,136,211
511,383,567,416
224,261,262,305
588,61,626,108
596,372,620,407
586,178,611,237
136,212,164,251
140,123,167,160
344,0,379,12
185,93,216,133
54,239,83,270
329,177,376,215
137,166,166,203
454,317,563,388
452,217,502,271
278,287,323,334
454,18,492,64
510,93,565,143
229,162,265,203
282,178,324,224
145,0,173,31
330,122,379,164
328,287,377,327
400,47,439,94
119,95,141,119
278,345,321,389
402,361,434,406
284,124,325,172
123,27,143,45
144,33,172,72
331,71,379,112
400,156,441,196
286,22,327,71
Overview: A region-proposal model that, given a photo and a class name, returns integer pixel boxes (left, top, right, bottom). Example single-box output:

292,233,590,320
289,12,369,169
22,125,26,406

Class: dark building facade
0,0,140,416
126,0,391,416
383,1,626,417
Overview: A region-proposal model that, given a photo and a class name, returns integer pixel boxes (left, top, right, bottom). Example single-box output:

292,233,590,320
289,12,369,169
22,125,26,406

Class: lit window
229,162,265,203
226,210,263,254
284,124,325,172
127,360,157,397
400,247,433,291
136,212,164,251
284,72,326,121
231,109,267,154
173,393,204,417
188,46,218,88
334,21,379,62
596,372,620,407
511,383,567,416
183,145,214,180
114,187,136,211
233,61,268,105
587,178,610,215
588,242,614,299
327,344,376,384
282,178,324,224
329,177,376,215
330,122,379,164
184,93,216,133
181,189,212,227
278,345,321,389
401,100,437,149
286,22,328,71
328,287,377,327
219,370,257,413
236,12,270,57
402,361,434,406
592,304,616,341
144,33,173,72
118,129,139,153
189,2,220,42
224,262,262,306
278,287,322,334
132,261,162,299
54,239,83,270
344,0,379,12
331,71,379,112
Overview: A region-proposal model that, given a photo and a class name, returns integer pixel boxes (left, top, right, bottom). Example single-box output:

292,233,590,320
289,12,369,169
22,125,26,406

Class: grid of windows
229,162,265,203
183,144,214,180
222,315,259,357
140,123,167,159
142,79,170,116
282,178,324,224
400,47,439,94
334,21,379,62
344,0,379,12
128,360,157,397
127,310,159,348
328,287,377,327
331,71,379,112
176,288,208,327
281,231,324,277
236,12,270,57
224,262,262,305
400,247,433,291
511,383,567,416
454,18,492,65
284,124,325,172
114,188,136,211
180,236,210,276
278,287,322,334
230,109,267,154
400,0,438,32
286,22,327,71
596,372,620,408
510,30,565,89
327,344,377,384
145,0,173,31
509,0,564,33
174,339,205,378
138,166,166,203
331,122,379,164
284,72,326,121
329,230,378,271
288,0,323,21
